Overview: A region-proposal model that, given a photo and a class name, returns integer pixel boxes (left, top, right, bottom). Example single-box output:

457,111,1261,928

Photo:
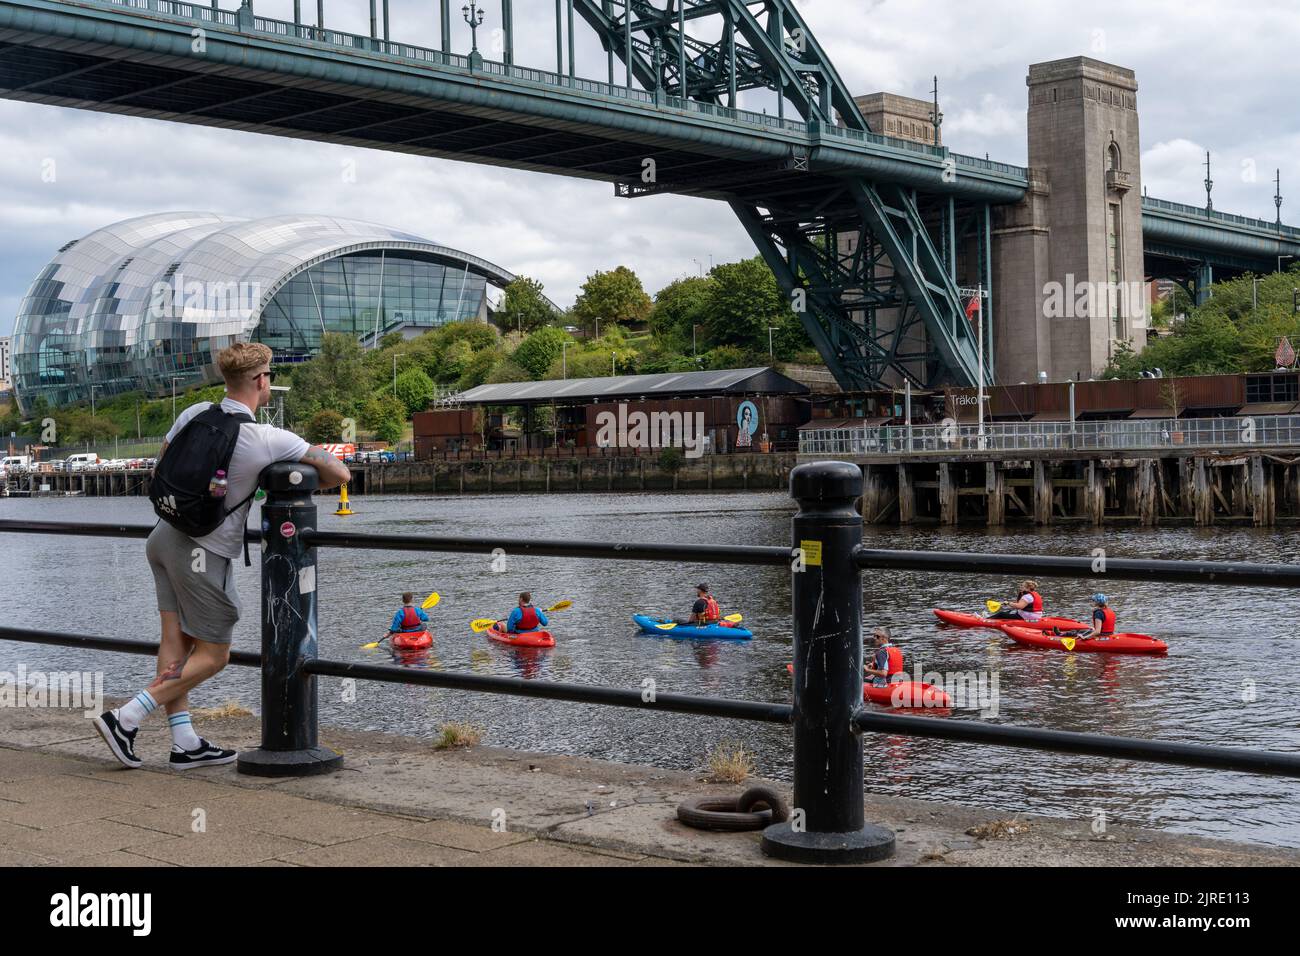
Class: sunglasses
254,370,275,383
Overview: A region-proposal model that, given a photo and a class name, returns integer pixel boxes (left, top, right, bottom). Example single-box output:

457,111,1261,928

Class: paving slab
0,817,169,863
274,834,478,867
127,829,317,867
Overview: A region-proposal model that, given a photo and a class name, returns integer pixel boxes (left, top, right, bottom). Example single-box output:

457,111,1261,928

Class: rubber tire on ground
737,786,789,823
676,795,771,832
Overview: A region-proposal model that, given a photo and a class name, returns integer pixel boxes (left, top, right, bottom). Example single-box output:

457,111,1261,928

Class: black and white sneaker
169,739,237,770
92,709,142,769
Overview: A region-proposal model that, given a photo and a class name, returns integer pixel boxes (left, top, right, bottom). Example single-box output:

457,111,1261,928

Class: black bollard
762,460,895,863
237,462,343,777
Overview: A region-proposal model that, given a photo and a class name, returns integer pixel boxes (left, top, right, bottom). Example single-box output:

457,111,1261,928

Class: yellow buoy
334,482,353,516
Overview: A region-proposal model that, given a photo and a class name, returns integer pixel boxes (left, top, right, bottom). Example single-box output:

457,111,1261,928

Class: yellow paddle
362,592,440,648
654,613,742,632
985,599,1002,613
470,600,572,634
1061,637,1077,651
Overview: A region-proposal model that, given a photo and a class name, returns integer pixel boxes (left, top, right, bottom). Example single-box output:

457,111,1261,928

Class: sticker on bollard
280,521,296,538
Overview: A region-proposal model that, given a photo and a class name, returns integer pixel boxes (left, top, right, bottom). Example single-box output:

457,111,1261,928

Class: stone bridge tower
993,57,1148,384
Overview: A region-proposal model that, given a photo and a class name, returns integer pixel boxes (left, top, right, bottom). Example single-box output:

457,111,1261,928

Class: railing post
762,460,895,864
237,462,343,776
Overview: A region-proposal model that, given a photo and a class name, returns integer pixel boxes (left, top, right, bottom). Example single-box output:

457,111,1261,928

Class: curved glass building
11,213,538,412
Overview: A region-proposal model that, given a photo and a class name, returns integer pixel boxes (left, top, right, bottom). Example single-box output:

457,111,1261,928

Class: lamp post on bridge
1204,151,1214,212
929,75,943,146
463,1,485,69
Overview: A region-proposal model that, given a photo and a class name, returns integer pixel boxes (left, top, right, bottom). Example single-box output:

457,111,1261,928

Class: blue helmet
1092,593,1107,604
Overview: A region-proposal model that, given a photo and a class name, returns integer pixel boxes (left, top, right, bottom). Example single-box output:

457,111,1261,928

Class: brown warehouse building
412,367,810,457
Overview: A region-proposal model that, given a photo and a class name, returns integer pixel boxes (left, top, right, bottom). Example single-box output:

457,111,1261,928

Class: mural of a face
736,401,758,447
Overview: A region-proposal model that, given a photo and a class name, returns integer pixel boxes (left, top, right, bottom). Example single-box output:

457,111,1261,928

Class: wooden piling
939,463,957,525
897,464,915,524
1032,461,1052,525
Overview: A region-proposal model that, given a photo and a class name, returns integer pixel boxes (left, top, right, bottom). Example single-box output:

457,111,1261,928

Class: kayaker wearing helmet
1049,593,1117,640
506,592,548,634
688,583,722,626
986,580,1044,623
863,627,904,687
1085,593,1117,639
389,592,429,636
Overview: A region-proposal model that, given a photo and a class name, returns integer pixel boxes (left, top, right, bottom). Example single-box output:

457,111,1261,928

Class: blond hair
218,342,272,385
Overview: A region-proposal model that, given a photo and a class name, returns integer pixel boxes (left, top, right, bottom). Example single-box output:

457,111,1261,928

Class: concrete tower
994,57,1148,384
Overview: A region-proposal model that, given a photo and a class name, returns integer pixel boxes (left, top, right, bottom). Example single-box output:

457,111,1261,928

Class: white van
2,455,31,474
65,453,100,472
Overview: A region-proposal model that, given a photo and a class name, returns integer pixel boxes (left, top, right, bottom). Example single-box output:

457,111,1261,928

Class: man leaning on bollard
92,342,350,770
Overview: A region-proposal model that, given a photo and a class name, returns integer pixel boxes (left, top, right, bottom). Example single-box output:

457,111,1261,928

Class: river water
1,491,1297,847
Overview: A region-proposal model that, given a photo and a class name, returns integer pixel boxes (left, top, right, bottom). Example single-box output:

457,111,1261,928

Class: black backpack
150,403,256,539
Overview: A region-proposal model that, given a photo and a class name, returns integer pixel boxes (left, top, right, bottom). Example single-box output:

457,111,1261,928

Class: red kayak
1002,625,1168,656
487,622,556,648
392,630,432,650
786,663,953,709
933,609,1089,632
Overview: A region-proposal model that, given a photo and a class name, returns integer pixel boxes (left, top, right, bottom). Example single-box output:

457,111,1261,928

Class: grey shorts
146,521,241,644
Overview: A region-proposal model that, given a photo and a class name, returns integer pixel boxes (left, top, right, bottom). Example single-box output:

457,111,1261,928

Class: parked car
65,453,100,472
2,455,32,475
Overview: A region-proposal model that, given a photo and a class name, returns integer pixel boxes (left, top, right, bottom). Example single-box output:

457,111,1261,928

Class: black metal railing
2,459,1300,864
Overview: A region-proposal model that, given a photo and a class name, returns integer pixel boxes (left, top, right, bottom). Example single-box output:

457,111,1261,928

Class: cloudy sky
3,0,1298,335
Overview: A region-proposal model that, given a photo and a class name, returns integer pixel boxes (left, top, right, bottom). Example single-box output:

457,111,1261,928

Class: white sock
117,690,158,731
168,711,202,751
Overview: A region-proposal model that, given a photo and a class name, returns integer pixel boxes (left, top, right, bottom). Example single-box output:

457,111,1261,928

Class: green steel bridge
1,0,1297,390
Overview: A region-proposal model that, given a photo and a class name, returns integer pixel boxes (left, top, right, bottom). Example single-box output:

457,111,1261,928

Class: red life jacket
400,606,422,631
701,596,720,622
1023,590,1043,612
1097,606,1116,635
517,605,540,631
884,645,904,676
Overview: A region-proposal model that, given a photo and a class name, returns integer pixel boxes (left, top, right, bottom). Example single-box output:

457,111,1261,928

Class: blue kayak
632,613,754,641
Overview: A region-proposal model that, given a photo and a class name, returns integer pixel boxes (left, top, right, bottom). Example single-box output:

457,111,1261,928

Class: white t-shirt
164,397,310,560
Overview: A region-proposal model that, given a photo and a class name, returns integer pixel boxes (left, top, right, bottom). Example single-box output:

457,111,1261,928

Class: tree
457,346,502,392
394,367,436,416
650,275,713,350
704,257,789,355
361,394,406,445
305,409,346,444
286,333,368,424
571,265,652,329
512,326,572,380
497,276,558,334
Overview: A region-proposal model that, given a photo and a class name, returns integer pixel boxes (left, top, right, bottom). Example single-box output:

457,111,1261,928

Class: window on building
1108,203,1124,340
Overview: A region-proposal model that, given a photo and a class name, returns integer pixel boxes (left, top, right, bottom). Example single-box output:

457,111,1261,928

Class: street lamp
462,1,484,53
611,350,616,376
692,324,699,358
768,326,778,360
929,75,943,145
171,376,184,422
561,339,571,379
692,258,703,277
89,384,101,419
